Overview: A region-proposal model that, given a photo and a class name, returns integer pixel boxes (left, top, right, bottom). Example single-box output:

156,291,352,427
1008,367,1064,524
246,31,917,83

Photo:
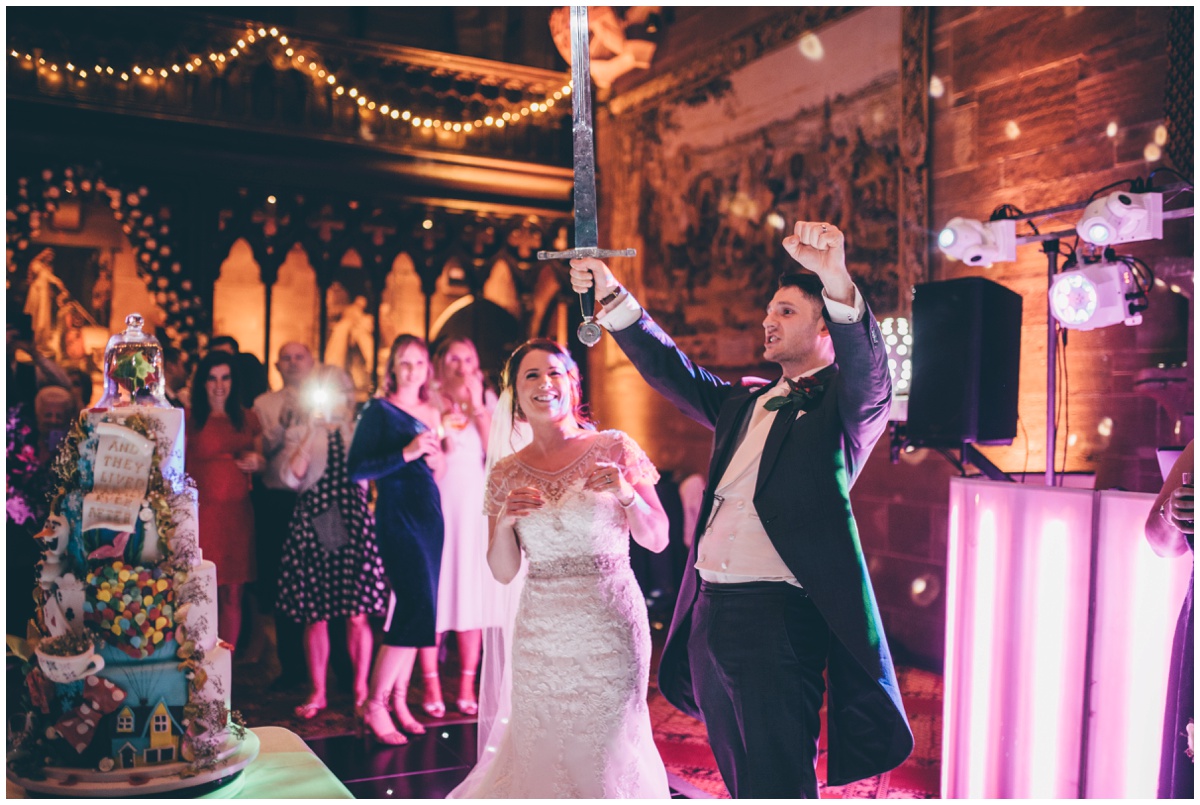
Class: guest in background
185,351,265,654
429,336,497,716
276,365,388,720
251,341,316,691
162,345,190,408
1145,439,1194,800
208,335,269,410
6,385,77,636
630,468,687,624
63,367,94,410
6,394,42,637
33,385,77,464
347,334,445,745
7,308,72,410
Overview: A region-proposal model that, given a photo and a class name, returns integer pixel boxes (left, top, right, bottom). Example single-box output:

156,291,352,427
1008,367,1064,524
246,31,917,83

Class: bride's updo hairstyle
502,338,595,430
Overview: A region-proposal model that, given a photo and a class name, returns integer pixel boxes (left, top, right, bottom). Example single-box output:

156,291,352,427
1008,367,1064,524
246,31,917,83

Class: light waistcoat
695,376,821,587
594,281,865,587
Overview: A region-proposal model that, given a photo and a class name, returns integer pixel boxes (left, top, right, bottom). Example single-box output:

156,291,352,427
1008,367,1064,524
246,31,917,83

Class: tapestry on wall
602,6,926,367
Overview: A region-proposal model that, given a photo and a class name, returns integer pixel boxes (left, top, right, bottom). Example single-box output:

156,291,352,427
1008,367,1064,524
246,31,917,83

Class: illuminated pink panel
1085,491,1192,798
943,479,1094,798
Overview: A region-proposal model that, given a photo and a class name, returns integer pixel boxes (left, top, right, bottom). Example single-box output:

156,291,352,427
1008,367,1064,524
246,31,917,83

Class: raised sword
537,5,635,347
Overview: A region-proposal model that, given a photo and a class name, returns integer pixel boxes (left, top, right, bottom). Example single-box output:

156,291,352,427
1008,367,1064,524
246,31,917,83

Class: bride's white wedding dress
447,430,670,799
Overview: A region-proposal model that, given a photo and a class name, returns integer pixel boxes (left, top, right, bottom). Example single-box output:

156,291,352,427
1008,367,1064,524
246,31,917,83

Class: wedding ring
820,224,828,232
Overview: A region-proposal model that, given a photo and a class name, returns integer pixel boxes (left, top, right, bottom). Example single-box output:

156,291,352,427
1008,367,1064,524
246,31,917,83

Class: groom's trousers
688,580,830,798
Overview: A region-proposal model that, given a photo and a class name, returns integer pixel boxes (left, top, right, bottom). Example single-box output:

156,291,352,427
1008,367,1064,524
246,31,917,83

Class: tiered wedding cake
7,315,254,795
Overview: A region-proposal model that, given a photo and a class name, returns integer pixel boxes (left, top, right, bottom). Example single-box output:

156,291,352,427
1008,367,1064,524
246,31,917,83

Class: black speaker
907,277,1023,447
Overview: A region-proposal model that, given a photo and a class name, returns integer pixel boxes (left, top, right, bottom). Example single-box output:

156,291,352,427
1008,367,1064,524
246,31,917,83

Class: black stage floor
306,721,705,798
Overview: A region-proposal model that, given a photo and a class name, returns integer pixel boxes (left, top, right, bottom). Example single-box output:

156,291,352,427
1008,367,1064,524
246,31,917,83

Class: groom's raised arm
781,221,892,479
569,257,731,431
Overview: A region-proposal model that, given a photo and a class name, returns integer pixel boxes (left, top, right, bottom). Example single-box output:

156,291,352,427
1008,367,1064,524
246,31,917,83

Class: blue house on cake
110,698,185,768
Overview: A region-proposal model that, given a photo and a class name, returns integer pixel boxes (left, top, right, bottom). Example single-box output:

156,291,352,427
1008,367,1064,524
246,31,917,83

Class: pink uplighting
1085,492,1191,797
943,479,1188,798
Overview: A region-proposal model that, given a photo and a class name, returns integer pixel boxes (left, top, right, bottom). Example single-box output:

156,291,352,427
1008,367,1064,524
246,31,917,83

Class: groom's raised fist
782,221,846,278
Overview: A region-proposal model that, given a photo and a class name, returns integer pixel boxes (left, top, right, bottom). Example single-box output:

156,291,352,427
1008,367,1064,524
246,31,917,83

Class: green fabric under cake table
6,727,352,800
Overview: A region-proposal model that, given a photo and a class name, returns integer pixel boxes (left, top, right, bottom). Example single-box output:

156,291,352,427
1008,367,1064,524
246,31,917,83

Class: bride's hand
500,486,545,525
585,461,634,507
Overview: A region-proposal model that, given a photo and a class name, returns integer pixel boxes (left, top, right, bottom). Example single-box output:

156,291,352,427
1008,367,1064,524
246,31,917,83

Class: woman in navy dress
347,335,445,746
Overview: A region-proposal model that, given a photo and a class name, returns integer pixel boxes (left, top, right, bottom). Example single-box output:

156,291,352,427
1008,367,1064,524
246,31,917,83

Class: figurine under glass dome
92,313,171,409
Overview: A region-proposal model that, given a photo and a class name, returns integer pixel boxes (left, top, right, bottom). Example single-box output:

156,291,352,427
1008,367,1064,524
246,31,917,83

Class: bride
447,338,672,798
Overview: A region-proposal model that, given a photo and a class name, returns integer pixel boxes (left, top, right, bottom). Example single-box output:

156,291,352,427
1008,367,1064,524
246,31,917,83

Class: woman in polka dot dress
276,365,387,720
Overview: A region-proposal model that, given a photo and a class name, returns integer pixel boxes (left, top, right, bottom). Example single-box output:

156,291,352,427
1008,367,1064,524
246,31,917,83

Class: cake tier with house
7,315,250,794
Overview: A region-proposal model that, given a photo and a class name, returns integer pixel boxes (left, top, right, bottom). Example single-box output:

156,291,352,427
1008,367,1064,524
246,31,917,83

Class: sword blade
536,7,637,275
568,5,599,250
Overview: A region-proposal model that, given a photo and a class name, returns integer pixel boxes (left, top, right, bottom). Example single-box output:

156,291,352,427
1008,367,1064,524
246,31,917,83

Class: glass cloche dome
92,313,171,409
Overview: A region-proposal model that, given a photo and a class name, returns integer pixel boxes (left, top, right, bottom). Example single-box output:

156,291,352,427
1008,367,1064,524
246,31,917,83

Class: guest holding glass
276,365,388,720
428,336,497,717
347,335,445,745
185,351,265,654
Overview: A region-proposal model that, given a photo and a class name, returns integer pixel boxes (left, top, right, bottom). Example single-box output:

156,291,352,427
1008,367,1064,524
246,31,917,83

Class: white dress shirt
253,387,308,491
596,282,865,586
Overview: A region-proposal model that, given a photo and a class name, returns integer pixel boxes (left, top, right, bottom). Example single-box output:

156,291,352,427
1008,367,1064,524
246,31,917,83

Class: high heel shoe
391,690,427,735
357,699,407,746
422,672,446,718
293,697,326,720
456,669,479,716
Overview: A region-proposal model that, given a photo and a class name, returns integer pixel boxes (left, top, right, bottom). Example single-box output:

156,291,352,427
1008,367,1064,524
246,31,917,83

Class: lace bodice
484,430,659,569
450,428,670,798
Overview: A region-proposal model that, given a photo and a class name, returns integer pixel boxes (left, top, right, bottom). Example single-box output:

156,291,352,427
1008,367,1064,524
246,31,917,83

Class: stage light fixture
1049,260,1143,331
1075,191,1162,246
936,217,1017,267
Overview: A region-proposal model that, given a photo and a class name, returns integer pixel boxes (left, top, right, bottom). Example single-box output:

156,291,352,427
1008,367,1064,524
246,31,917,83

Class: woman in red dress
185,351,265,653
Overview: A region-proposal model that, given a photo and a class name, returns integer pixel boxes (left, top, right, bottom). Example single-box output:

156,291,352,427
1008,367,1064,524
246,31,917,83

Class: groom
570,221,913,797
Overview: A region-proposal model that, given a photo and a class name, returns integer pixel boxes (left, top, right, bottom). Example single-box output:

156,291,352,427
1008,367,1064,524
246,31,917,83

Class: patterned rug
648,666,942,799
233,643,941,799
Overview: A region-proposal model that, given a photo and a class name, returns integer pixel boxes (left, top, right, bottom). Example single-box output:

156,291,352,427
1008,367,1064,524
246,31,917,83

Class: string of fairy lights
8,24,572,136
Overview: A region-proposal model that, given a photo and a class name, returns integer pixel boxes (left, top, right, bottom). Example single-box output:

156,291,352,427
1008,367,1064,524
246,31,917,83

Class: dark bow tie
762,375,826,412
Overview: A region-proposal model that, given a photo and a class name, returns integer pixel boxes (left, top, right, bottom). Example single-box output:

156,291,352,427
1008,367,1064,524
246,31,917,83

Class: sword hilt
538,246,636,311
536,247,637,260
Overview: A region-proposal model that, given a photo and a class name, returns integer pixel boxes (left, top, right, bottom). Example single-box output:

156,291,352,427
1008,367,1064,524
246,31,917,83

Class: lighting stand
1043,240,1059,487
939,182,1193,483
963,443,1014,482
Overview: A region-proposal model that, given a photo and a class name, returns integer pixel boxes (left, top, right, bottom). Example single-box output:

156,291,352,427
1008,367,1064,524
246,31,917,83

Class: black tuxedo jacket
612,303,914,786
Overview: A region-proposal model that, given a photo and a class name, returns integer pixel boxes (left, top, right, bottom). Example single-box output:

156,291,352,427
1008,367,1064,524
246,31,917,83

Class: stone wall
596,6,1192,669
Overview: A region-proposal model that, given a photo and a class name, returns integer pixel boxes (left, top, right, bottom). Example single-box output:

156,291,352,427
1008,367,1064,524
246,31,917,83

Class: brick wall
596,7,1192,670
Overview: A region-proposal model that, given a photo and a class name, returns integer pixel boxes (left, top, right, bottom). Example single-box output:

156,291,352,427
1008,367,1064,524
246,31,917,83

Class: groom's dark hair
777,271,826,307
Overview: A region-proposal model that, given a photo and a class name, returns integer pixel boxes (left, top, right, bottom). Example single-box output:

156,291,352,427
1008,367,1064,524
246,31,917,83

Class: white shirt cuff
823,284,865,323
595,290,643,332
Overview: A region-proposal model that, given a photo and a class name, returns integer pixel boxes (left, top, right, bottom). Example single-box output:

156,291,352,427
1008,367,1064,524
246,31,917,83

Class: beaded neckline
512,434,603,478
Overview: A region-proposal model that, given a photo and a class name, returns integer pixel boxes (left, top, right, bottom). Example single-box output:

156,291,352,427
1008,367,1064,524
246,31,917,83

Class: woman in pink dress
185,351,265,653
427,337,496,717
